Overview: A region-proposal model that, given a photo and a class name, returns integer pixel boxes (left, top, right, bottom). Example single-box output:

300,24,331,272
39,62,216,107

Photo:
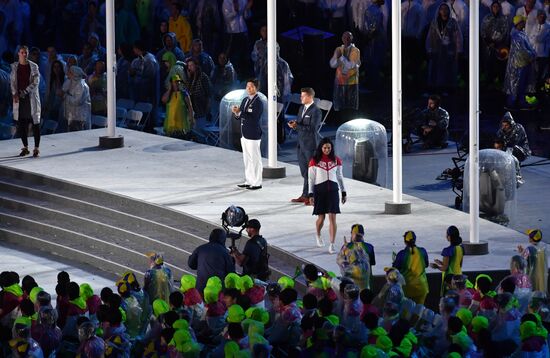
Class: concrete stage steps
0,167,310,289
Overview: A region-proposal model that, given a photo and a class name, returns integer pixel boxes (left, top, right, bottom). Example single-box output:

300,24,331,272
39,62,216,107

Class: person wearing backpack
230,219,271,281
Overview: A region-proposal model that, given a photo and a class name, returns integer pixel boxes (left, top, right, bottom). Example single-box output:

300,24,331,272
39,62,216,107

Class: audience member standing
232,78,263,190
162,74,194,138
363,0,387,92
329,31,361,116
504,16,537,109
155,32,186,63
44,46,66,100
88,32,106,62
43,60,65,125
77,43,98,76
288,87,322,205
402,0,425,89
318,0,347,35
169,2,193,53
533,10,550,86
222,0,252,78
10,45,41,157
136,0,154,49
116,43,132,100
480,1,510,86
251,25,267,82
115,0,140,49
426,3,463,94
62,66,91,131
80,1,104,45
516,0,540,47
192,0,222,56
184,58,211,122
129,41,159,132
212,52,237,100
185,39,216,80
308,137,347,254
87,61,107,116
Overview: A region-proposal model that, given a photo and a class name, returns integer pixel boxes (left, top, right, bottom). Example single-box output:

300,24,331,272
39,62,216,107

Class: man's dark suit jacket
236,94,263,140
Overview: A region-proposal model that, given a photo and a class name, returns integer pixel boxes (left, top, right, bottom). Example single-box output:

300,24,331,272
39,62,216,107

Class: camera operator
188,228,235,294
230,219,270,281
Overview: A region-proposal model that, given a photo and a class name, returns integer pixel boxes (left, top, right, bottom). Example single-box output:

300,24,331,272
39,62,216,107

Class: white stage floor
0,128,528,275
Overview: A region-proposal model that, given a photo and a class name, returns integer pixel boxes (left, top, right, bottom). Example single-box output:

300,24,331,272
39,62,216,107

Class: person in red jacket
308,137,347,254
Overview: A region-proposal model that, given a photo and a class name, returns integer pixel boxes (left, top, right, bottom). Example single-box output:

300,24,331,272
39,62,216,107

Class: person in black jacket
288,87,322,204
188,228,235,294
232,78,264,190
230,219,270,281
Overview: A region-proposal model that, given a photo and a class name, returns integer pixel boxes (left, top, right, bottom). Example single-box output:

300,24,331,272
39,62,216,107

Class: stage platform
0,128,528,276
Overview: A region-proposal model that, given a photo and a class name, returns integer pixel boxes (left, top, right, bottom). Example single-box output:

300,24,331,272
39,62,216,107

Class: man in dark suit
288,87,322,204
232,78,264,190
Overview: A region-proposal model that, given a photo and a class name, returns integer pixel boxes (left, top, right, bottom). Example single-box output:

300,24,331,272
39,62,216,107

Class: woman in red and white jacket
308,137,347,254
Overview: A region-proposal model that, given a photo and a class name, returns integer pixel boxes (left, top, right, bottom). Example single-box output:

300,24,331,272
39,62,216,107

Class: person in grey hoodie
188,228,235,295
155,32,185,64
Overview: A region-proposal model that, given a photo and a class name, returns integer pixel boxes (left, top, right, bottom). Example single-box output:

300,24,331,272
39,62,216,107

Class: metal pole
267,0,277,168
392,0,402,204
105,0,116,137
469,0,480,243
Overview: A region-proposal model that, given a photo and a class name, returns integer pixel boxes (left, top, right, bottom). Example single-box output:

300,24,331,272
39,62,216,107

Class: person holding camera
188,228,235,294
232,78,263,190
230,219,270,281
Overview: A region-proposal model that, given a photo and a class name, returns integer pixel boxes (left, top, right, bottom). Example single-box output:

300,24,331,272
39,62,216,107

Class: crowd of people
0,0,548,148
0,225,549,357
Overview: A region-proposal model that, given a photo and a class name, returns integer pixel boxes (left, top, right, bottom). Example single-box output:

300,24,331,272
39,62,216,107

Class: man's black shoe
247,185,262,190
237,184,250,188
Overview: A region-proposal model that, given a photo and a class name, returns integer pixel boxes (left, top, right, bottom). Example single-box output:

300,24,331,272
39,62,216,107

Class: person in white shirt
516,0,541,47
533,10,550,85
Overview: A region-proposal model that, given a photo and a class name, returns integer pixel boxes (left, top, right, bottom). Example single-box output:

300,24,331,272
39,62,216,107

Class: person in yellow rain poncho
518,229,548,293
161,73,194,138
392,231,430,304
336,224,376,290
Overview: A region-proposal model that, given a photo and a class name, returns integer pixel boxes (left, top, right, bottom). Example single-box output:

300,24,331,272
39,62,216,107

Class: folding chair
134,102,153,130
116,98,135,111
116,107,127,127
91,115,108,128
316,99,333,135
125,110,144,130
41,120,58,135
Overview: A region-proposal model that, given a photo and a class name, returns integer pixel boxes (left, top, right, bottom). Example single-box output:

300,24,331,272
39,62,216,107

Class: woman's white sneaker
328,243,336,254
316,235,325,247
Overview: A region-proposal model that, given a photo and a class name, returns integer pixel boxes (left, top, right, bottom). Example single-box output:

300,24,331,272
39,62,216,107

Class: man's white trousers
241,137,262,186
